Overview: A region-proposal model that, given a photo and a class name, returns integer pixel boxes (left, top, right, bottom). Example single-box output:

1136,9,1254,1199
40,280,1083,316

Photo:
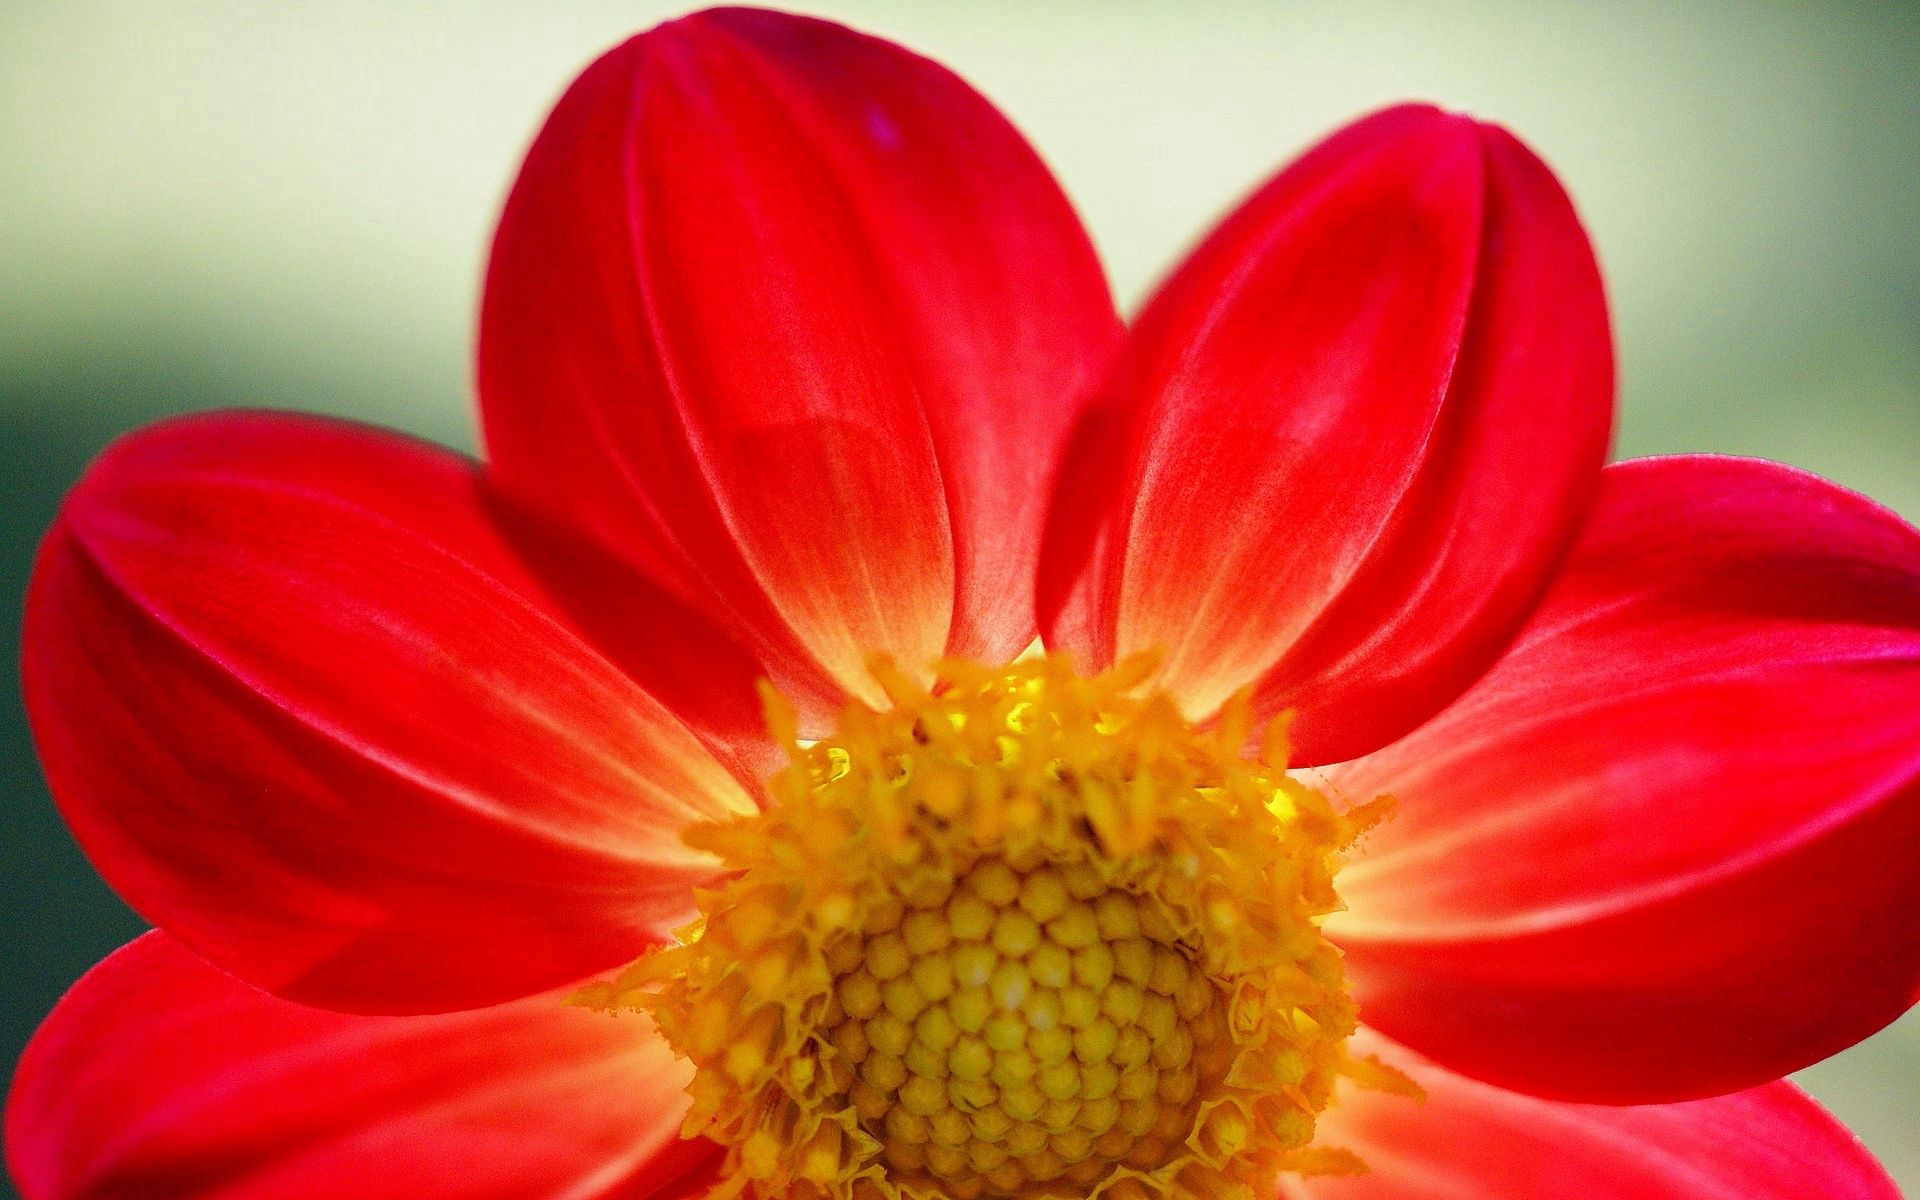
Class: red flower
9,8,1916,1199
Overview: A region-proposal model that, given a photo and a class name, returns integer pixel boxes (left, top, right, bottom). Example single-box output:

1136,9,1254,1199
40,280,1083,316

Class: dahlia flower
9,8,1917,1199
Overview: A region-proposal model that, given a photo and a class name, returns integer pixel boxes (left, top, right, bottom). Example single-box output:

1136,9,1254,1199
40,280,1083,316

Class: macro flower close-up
5,6,1918,1199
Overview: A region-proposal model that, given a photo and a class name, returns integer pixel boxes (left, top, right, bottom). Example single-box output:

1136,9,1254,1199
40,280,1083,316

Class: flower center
581,655,1395,1200
829,854,1231,1195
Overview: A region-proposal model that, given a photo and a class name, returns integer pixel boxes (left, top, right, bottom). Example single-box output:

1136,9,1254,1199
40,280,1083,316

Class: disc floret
581,655,1393,1200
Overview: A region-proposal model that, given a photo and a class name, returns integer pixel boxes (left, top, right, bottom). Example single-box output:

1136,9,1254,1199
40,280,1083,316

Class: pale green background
2,2,1915,1194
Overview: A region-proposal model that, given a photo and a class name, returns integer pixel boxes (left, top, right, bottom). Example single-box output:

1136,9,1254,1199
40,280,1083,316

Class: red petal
1286,1031,1899,1200
1329,455,1920,1101
1041,104,1611,763
5,933,720,1200
480,9,1120,718
23,412,762,1013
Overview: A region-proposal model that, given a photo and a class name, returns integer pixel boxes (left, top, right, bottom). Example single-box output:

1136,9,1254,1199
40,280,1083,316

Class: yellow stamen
580,654,1398,1200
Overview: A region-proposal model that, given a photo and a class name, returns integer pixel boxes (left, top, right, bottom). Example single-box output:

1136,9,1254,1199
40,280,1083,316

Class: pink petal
24,412,761,1013
6,933,720,1200
1041,104,1612,764
480,9,1120,719
1330,455,1920,1100
1286,1030,1899,1200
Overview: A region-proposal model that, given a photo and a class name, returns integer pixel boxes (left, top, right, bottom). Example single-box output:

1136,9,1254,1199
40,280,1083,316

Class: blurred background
2,1,1915,1193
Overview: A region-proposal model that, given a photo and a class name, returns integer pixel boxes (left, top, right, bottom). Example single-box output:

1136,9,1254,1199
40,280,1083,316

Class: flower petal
480,9,1120,719
23,412,762,1013
1286,1031,1899,1200
5,932,720,1200
1041,104,1612,764
1328,455,1920,1101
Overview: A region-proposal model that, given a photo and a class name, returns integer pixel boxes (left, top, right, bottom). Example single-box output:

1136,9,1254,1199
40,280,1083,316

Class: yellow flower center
830,854,1230,1195
580,655,1400,1200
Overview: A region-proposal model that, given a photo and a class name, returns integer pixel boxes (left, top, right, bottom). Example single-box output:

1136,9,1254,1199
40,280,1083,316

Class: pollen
578,655,1399,1200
